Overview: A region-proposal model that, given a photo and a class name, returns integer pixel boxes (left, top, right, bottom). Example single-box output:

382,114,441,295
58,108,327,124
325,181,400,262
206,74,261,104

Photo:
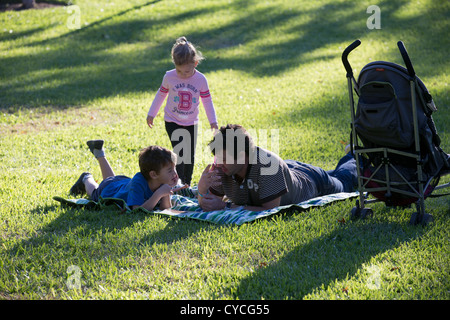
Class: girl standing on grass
147,36,218,186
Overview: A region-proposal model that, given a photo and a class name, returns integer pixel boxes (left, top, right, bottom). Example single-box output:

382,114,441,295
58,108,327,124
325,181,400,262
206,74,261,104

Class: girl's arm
148,87,168,120
210,122,218,130
200,86,218,128
147,74,169,126
201,95,217,127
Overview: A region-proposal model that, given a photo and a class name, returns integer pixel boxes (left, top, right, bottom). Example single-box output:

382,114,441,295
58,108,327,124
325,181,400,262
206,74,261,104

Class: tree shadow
234,219,426,299
138,217,220,246
6,204,144,255
5,201,216,271
270,0,449,141
0,1,65,12
2,0,447,112
3,201,226,299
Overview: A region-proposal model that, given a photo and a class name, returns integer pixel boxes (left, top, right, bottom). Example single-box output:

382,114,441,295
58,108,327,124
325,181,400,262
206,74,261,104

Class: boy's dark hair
208,124,255,160
139,146,177,180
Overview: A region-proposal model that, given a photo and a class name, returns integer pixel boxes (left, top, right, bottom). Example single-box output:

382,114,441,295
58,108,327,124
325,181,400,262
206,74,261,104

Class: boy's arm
131,184,172,211
158,194,172,210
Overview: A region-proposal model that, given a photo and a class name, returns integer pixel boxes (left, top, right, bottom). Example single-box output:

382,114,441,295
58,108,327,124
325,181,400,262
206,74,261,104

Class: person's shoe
70,172,92,195
87,140,105,158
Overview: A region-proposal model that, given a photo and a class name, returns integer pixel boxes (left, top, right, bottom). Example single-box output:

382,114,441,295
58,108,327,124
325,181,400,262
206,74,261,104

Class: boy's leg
87,140,115,180
97,157,115,180
84,175,99,197
70,172,93,195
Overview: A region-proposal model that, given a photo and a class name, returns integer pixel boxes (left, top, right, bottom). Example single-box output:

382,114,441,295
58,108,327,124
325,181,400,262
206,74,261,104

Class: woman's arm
231,196,281,212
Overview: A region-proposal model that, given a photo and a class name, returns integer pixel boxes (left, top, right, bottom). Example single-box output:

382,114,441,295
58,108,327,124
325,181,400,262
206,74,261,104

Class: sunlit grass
0,0,448,300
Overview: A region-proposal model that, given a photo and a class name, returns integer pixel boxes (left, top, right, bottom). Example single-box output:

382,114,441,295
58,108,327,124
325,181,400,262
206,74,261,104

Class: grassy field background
0,0,449,300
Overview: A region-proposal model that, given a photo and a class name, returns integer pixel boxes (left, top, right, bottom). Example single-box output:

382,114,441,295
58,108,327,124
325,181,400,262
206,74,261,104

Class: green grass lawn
0,0,449,301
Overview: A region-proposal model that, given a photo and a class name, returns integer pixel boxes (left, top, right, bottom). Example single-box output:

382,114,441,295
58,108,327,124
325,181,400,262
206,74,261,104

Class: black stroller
341,40,450,225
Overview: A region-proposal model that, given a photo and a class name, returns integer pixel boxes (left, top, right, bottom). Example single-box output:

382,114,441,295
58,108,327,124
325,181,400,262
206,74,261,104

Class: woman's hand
197,164,220,195
199,192,226,211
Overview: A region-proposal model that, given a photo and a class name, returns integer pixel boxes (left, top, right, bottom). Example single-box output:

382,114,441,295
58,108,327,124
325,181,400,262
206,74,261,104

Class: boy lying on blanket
197,124,358,212
70,140,186,211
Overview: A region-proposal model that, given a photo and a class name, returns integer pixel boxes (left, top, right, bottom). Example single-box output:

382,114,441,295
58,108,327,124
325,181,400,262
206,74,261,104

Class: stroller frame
342,40,449,226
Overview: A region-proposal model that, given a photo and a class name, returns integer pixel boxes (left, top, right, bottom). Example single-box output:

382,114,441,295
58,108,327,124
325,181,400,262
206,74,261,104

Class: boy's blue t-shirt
99,172,153,207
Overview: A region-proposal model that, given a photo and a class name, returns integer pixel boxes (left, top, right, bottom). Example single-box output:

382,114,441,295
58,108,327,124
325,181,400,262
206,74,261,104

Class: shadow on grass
2,0,447,112
4,197,431,299
270,0,449,143
19,202,213,248
2,203,217,299
235,218,425,299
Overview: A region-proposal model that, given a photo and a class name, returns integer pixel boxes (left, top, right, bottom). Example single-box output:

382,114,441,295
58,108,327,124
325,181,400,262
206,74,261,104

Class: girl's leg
165,121,187,184
183,124,198,185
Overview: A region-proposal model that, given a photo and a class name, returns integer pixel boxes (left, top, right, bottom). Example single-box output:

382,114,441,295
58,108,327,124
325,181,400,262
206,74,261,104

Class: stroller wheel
351,203,373,220
409,211,433,226
361,208,373,219
350,206,360,219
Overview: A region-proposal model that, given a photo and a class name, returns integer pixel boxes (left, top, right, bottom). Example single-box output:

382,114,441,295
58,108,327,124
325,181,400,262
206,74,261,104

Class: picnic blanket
53,187,358,226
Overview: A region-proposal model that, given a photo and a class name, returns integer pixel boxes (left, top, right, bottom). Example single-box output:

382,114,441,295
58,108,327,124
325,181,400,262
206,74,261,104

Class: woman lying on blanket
70,140,184,211
197,124,358,212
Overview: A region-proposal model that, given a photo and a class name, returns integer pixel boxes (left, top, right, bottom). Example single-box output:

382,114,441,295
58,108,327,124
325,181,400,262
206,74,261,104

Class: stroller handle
342,40,361,77
397,41,416,78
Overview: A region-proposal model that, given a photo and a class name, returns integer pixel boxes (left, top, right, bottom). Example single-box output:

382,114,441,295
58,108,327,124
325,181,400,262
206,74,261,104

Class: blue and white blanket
54,187,358,226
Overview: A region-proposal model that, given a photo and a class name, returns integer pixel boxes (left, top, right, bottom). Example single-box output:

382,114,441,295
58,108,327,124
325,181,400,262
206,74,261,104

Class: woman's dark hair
208,124,255,161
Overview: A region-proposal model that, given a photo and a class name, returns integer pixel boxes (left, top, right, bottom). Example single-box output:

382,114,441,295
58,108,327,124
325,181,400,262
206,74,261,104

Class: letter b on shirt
178,91,192,110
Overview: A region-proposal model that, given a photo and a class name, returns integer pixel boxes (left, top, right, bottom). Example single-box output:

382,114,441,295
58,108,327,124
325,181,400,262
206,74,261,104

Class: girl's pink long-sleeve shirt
148,69,217,126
